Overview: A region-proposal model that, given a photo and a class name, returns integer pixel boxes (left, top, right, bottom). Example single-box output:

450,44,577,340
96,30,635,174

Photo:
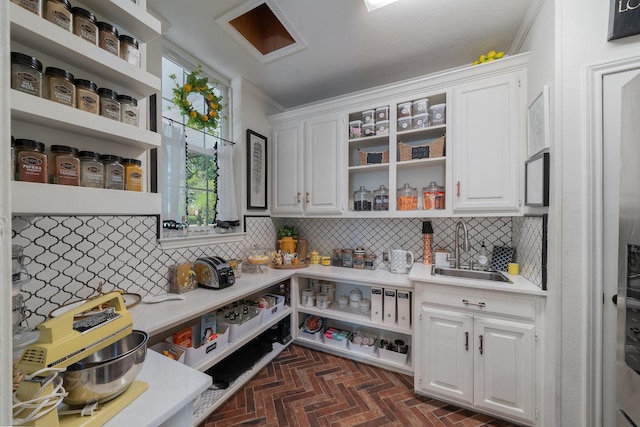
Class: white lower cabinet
414,284,542,426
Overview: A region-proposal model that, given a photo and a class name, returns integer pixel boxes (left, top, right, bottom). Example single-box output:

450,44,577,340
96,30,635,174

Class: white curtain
161,122,186,221
217,141,239,222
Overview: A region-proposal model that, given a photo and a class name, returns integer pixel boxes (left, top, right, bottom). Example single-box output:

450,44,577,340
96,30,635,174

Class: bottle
477,241,489,270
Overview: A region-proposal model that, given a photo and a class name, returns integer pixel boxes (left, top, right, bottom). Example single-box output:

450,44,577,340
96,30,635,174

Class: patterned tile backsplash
12,214,545,326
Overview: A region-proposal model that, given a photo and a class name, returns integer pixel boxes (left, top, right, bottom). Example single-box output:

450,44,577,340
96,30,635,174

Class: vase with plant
277,225,298,254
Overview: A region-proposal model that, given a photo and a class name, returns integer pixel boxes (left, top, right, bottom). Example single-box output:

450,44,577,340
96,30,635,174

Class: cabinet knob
479,334,484,355
457,181,461,197
465,331,469,351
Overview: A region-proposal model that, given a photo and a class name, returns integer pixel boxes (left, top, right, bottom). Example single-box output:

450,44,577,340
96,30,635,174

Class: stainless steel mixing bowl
62,330,148,406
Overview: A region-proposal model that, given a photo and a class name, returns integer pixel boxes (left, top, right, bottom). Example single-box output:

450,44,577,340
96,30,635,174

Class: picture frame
525,151,550,207
608,0,640,41
527,85,550,158
246,129,267,209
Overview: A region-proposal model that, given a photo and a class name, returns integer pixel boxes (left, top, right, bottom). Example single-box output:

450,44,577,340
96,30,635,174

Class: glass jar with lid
97,22,119,56
101,154,124,190
119,35,140,67
11,52,43,97
79,151,104,188
373,185,389,211
50,145,80,186
45,0,72,31
11,0,42,16
422,181,445,210
72,7,98,44
98,88,120,121
118,95,138,126
353,185,372,211
15,139,47,183
45,67,75,107
75,79,99,114
123,158,143,191
397,183,418,210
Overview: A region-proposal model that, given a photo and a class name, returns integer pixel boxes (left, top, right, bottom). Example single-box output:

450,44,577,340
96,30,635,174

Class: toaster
194,256,236,290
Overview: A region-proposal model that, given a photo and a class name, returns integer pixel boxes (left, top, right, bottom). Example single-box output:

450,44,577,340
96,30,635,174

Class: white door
418,306,474,405
451,72,521,212
305,115,342,214
271,123,304,215
474,317,536,424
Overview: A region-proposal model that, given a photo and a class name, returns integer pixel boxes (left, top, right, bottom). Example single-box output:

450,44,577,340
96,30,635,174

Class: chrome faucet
449,219,470,269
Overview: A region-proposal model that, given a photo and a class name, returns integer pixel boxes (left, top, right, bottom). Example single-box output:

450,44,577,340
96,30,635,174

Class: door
304,115,342,214
418,306,474,404
474,317,536,423
451,72,521,212
271,122,304,215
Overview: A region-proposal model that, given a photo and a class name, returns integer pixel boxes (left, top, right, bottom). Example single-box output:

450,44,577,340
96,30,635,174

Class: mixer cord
12,367,68,425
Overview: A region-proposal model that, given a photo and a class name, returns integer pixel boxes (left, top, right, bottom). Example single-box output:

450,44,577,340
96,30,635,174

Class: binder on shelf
397,291,411,329
370,287,383,324
383,289,397,325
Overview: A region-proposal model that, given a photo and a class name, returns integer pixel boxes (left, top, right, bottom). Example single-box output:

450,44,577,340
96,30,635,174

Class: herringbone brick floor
202,344,520,427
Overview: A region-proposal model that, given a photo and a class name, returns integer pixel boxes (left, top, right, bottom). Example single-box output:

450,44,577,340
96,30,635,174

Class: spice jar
342,249,353,268
50,145,79,186
118,95,138,126
101,154,124,190
11,0,41,16
373,185,389,211
75,79,99,114
123,158,143,191
364,254,377,270
397,183,418,210
353,185,372,211
45,0,72,31
72,7,98,45
119,35,140,67
422,181,445,210
15,139,47,183
11,52,43,97
45,67,75,107
79,151,104,188
353,253,365,269
97,22,119,56
98,88,120,121
332,249,342,267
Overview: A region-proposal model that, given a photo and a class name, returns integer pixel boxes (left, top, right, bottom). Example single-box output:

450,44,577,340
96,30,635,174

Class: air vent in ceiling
216,1,306,64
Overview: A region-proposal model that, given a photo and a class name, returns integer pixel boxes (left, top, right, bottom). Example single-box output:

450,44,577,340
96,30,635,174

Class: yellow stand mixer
13,292,148,427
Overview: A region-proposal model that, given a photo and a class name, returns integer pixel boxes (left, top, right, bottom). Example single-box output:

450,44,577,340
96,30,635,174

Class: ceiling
147,0,536,110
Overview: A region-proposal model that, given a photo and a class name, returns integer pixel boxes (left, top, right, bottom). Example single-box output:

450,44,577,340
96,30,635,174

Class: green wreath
169,65,224,132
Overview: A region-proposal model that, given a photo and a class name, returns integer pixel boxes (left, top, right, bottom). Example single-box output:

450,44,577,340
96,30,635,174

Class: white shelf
396,156,446,170
11,181,161,215
193,341,292,425
10,3,160,96
80,0,162,42
295,337,413,376
348,163,389,173
298,303,412,335
396,124,447,139
11,90,161,149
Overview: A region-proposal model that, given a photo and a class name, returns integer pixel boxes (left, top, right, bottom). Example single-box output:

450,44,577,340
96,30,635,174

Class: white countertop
295,264,413,288
408,263,547,296
105,350,211,427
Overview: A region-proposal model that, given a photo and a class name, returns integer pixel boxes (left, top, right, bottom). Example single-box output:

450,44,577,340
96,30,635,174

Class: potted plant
277,225,298,254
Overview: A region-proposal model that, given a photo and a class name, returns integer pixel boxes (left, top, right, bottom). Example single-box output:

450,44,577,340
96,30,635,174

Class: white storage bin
397,102,412,118
378,347,409,366
362,109,375,124
348,336,377,357
375,120,389,135
298,326,323,341
429,103,446,125
375,106,389,121
412,98,429,115
363,123,376,137
258,294,285,324
166,324,229,368
218,306,262,343
150,341,185,364
398,116,412,131
323,327,351,349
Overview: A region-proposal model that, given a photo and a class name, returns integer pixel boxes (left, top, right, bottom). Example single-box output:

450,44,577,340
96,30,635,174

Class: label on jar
45,2,71,30
13,70,41,97
81,163,103,188
12,0,41,15
121,105,138,126
77,91,99,114
100,33,119,56
126,171,142,191
105,166,124,189
122,45,140,67
101,99,120,121
18,153,47,183
51,82,74,106
54,158,79,185
75,20,97,44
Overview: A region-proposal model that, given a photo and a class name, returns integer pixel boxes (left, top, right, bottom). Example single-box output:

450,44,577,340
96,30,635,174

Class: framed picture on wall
608,0,640,40
246,129,267,210
527,85,550,158
525,151,550,207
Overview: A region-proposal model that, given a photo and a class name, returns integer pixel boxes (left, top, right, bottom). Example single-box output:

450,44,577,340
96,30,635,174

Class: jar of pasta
397,183,418,210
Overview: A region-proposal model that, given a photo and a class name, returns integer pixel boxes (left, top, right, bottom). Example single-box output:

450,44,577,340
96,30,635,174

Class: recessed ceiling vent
216,1,306,64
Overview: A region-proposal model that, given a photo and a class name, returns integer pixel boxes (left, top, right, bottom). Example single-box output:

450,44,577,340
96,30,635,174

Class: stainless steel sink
432,267,512,283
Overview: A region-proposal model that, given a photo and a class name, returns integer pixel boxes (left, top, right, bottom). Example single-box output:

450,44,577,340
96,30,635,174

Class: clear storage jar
101,154,124,190
11,52,43,97
97,22,119,56
98,88,120,121
79,151,104,188
123,158,143,191
72,7,98,45
75,79,99,114
373,185,389,211
118,95,138,126
353,186,372,211
422,181,445,210
119,35,140,67
45,67,75,107
15,139,47,183
50,145,79,186
11,0,41,16
397,183,418,210
45,0,72,31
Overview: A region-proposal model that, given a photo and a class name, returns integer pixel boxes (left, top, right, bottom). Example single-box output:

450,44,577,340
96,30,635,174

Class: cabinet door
451,72,522,212
304,115,342,214
418,306,474,405
473,317,536,423
272,123,304,215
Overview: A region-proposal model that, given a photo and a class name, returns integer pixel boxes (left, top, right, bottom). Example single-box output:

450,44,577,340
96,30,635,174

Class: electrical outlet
382,251,389,262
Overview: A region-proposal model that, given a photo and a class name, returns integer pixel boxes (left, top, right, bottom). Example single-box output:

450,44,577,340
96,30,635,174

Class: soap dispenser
477,241,489,270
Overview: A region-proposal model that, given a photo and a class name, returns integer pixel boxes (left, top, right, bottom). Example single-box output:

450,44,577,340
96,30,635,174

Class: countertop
408,263,547,296
105,350,211,427
295,264,413,288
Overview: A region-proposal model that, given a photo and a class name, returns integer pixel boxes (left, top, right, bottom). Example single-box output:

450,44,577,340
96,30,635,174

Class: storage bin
358,149,389,165
375,120,389,135
348,334,377,357
397,117,412,131
412,113,430,129
218,306,262,343
397,102,412,118
323,327,351,349
150,341,185,364
375,106,389,121
379,346,409,365
349,120,363,139
257,293,285,324
429,103,446,125
298,326,323,341
362,109,375,124
398,135,445,161
363,123,376,137
412,98,429,115
166,324,229,368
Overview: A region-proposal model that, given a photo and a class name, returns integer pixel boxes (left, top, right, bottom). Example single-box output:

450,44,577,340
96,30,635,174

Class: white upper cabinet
451,71,523,213
271,122,304,215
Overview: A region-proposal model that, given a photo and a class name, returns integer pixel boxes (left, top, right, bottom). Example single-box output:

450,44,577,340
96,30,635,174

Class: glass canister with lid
119,35,140,67
353,185,372,211
11,52,43,97
72,7,98,44
45,67,75,107
15,139,47,183
101,154,124,190
422,181,445,210
123,158,143,191
75,79,99,114
98,88,120,121
118,95,138,126
79,151,104,188
373,184,389,211
97,22,120,56
44,0,72,31
50,145,80,186
397,183,418,210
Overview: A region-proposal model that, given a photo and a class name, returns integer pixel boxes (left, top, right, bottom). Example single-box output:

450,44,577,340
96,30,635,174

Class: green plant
277,225,298,240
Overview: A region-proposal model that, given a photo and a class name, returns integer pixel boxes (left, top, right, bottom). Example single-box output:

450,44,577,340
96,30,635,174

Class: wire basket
358,149,389,165
398,135,445,161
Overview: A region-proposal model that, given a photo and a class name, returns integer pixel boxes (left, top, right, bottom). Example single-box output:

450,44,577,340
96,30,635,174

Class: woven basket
398,135,445,161
358,149,389,165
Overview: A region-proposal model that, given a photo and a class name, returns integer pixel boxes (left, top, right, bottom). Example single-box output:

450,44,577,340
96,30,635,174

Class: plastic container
79,151,104,188
166,324,229,367
11,0,41,16
50,145,80,186
412,98,429,116
422,181,445,210
45,0,72,31
72,7,98,44
123,158,143,191
15,139,47,183
332,249,343,267
362,109,375,124
323,327,351,349
218,306,262,343
398,116,412,131
397,183,418,210
375,106,389,121
375,120,389,135
349,120,362,139
353,185,372,211
373,185,389,211
118,95,138,126
97,22,119,56
11,52,43,97
362,123,375,137
412,113,430,129
429,103,446,125
101,154,124,190
98,88,121,121
349,336,377,357
397,102,412,118
119,35,140,67
256,294,285,324
75,79,99,114
45,67,75,107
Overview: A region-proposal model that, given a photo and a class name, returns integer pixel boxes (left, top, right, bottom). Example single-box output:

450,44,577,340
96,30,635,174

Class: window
161,56,229,227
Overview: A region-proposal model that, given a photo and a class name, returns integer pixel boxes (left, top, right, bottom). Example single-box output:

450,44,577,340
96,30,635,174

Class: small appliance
194,256,236,289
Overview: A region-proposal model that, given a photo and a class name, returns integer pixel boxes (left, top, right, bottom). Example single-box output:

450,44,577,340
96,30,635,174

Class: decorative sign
411,145,430,159
367,152,384,164
608,0,640,41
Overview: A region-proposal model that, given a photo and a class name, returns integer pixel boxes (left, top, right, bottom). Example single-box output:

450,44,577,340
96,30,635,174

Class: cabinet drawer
421,286,537,321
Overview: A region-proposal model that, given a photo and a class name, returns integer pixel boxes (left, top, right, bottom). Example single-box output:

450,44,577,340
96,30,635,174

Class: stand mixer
12,291,147,427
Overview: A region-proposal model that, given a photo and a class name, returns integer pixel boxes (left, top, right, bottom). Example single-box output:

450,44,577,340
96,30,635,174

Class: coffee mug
390,249,414,274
